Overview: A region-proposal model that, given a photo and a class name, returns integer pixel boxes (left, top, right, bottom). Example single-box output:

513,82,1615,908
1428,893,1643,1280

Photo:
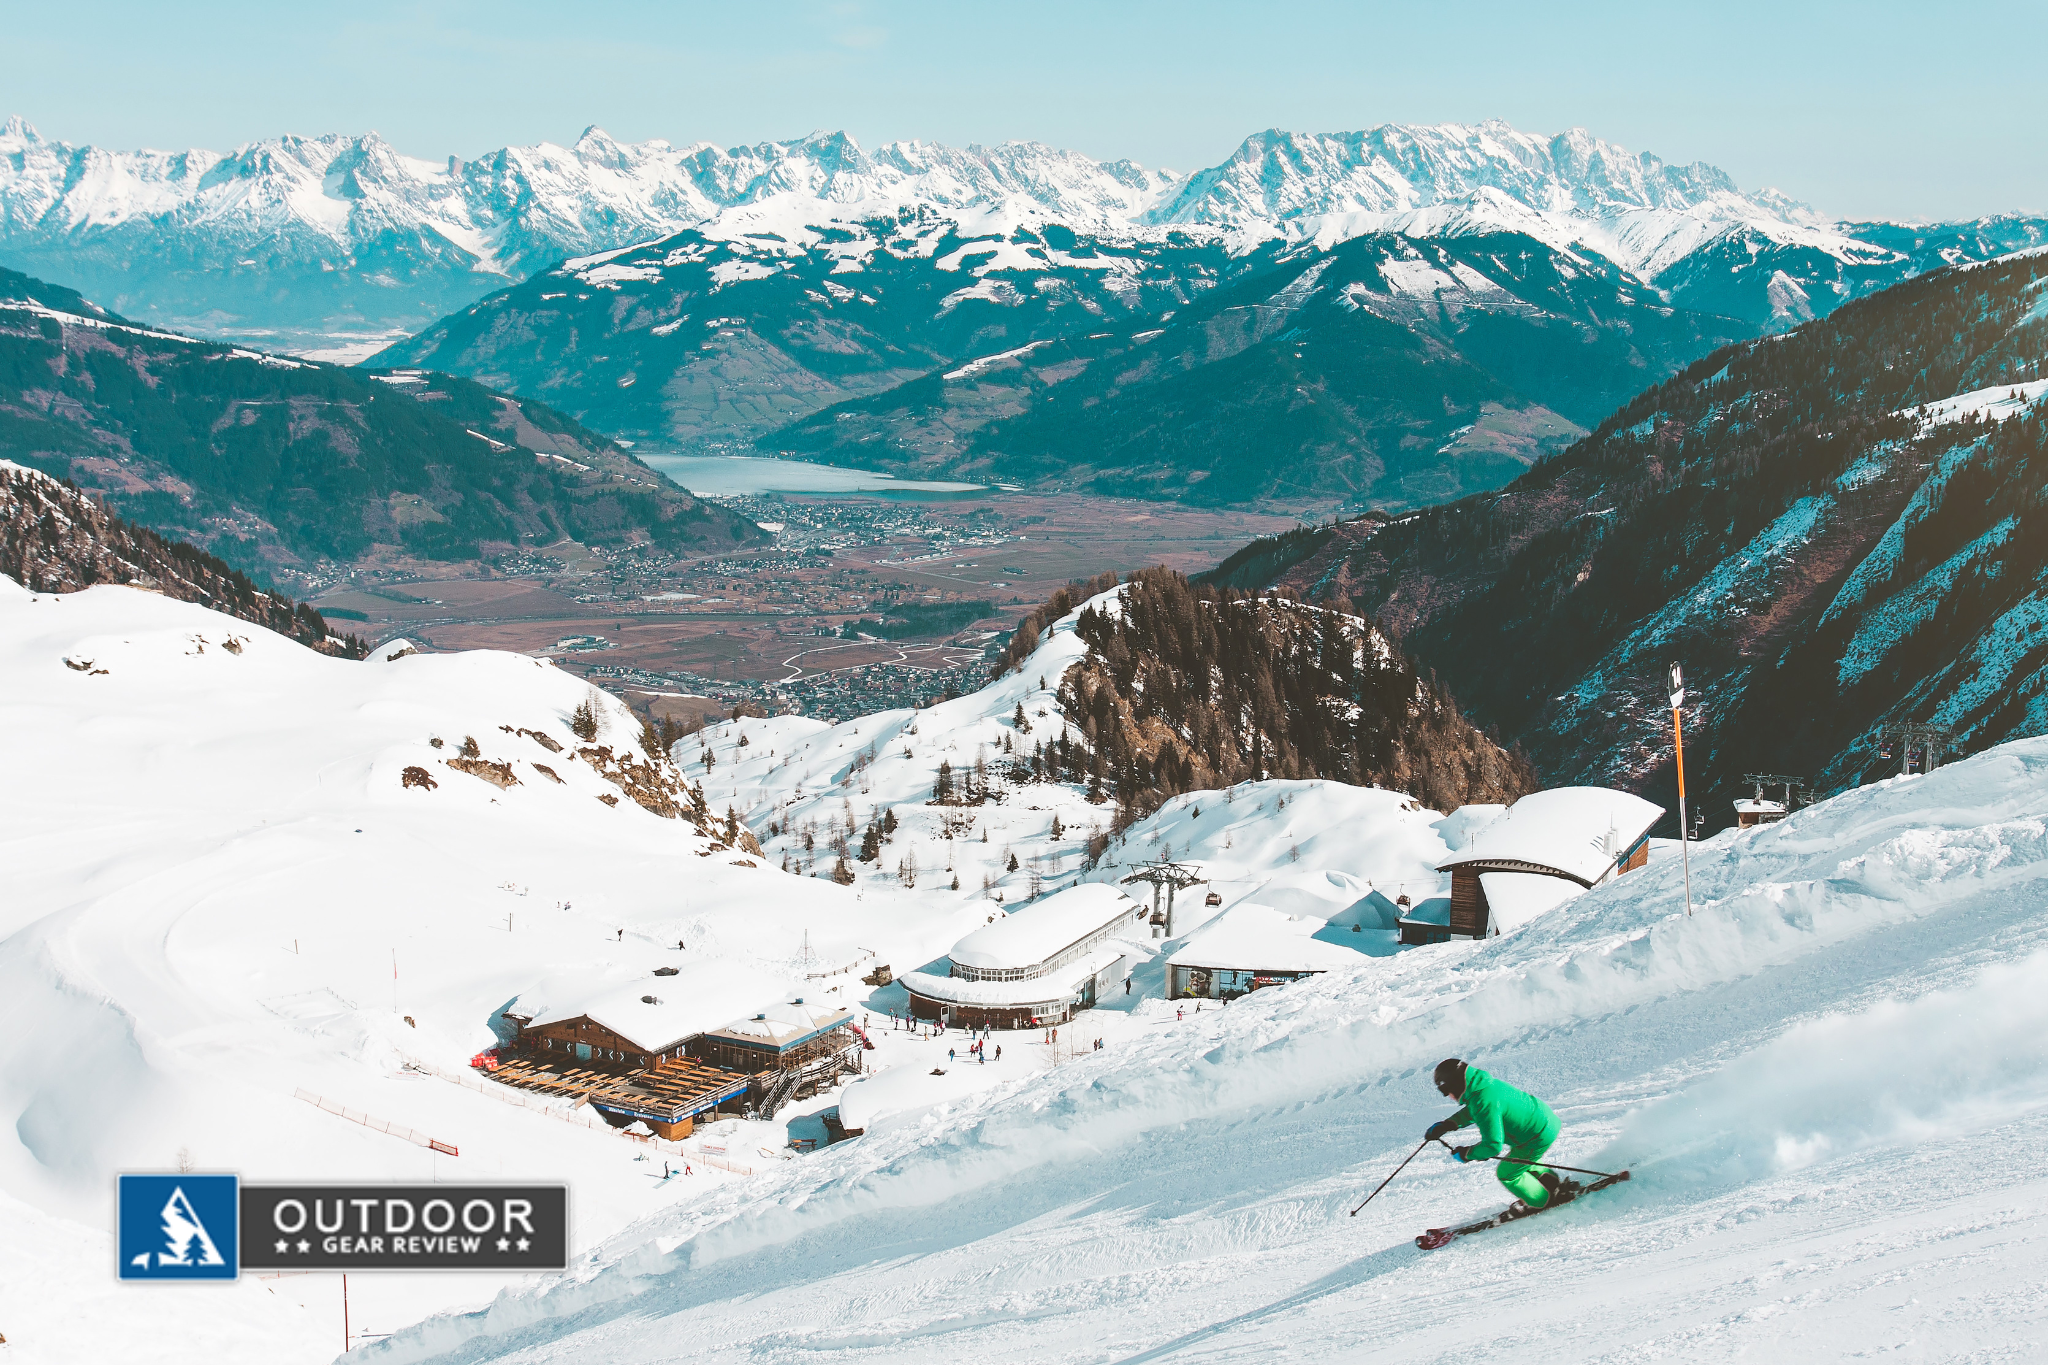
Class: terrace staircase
753,1068,799,1121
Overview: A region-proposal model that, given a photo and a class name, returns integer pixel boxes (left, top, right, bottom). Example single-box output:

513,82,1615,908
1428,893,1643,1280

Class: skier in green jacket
1424,1058,1562,1210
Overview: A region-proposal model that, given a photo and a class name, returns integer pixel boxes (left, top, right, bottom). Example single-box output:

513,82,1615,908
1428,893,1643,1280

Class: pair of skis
1415,1168,1630,1250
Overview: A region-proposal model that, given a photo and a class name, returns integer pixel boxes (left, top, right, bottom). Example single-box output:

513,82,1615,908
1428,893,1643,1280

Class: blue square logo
118,1174,239,1280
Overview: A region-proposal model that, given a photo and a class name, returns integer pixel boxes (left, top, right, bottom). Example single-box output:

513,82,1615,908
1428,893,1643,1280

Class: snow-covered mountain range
7,113,2035,358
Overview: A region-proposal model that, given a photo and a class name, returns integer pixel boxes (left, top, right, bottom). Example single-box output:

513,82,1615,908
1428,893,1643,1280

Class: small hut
1735,774,1804,828
1414,787,1664,942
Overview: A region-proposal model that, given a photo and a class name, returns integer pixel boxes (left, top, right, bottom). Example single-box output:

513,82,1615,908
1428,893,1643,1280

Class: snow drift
0,577,975,1362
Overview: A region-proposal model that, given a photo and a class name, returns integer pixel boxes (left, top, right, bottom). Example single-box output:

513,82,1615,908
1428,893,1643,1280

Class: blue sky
6,0,2042,221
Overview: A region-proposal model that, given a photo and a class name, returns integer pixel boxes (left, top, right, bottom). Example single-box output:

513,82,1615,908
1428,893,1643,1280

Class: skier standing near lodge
1424,1058,1562,1211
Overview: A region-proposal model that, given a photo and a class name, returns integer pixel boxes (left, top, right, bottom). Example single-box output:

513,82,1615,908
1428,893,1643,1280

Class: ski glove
1451,1145,1475,1162
1424,1119,1454,1142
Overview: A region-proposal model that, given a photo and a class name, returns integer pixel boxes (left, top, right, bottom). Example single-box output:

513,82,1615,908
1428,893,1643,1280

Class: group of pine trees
990,569,1122,677
0,461,366,655
1054,569,1534,821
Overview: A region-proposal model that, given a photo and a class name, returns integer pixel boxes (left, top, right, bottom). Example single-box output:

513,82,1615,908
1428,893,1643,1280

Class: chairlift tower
1735,772,1808,828
1121,860,1207,938
1741,774,1808,804
1877,722,1954,777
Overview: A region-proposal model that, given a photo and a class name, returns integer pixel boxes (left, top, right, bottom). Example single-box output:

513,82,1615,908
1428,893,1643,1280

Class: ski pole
1349,1138,1431,1217
1443,1141,1626,1182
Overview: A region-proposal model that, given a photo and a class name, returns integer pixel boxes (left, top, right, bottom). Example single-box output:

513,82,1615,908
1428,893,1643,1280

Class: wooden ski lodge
489,962,860,1135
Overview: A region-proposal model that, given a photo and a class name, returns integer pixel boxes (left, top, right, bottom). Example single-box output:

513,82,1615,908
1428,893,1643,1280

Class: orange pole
1673,706,1693,917
1672,708,1687,803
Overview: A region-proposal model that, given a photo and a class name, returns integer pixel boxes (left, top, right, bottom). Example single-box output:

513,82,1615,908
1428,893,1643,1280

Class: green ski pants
1497,1136,1556,1208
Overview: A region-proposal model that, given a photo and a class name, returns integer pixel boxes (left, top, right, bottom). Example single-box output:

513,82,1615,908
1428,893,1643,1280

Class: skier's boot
1536,1170,1565,1204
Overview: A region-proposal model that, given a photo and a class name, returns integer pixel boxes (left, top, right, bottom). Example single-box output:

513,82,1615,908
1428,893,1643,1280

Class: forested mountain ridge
905,229,1743,507
376,210,1244,459
1,459,364,654
998,568,1534,821
1218,251,2048,827
0,265,763,581
381,215,1752,510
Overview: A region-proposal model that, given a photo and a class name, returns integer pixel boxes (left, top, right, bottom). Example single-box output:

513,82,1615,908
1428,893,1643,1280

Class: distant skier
1424,1058,1562,1211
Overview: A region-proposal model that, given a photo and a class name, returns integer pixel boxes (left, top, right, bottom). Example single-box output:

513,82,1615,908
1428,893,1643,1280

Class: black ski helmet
1433,1058,1468,1098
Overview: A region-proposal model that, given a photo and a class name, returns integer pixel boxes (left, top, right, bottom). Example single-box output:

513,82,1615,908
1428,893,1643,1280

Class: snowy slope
682,588,1107,907
15,565,2048,1361
0,575,983,1362
361,734,2048,1363
684,585,1455,913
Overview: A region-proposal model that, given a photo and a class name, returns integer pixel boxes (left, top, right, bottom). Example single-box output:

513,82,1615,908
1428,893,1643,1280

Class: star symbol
297,1239,311,1254
516,1238,530,1252
496,1237,510,1252
275,1239,289,1254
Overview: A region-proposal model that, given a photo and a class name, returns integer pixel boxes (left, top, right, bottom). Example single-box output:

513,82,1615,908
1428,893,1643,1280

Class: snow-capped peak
1142,119,1832,274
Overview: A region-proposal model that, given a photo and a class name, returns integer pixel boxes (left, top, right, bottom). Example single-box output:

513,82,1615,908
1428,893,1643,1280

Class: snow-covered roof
1439,787,1663,886
1478,872,1583,933
702,996,853,1050
1734,799,1787,815
1167,903,1378,974
949,883,1145,972
1435,804,1506,852
518,961,797,1053
1397,896,1453,928
901,946,1129,1008
837,1055,1012,1135
1237,868,1377,922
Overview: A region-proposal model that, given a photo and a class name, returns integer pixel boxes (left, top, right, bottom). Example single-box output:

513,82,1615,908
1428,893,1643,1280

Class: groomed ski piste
6,568,2048,1362
362,734,2048,1363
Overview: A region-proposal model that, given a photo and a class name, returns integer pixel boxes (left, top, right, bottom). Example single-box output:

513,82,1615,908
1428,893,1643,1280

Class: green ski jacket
1445,1066,1559,1159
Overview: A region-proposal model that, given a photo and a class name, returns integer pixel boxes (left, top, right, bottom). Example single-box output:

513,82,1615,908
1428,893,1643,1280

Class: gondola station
1400,787,1664,944
899,883,1150,1029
